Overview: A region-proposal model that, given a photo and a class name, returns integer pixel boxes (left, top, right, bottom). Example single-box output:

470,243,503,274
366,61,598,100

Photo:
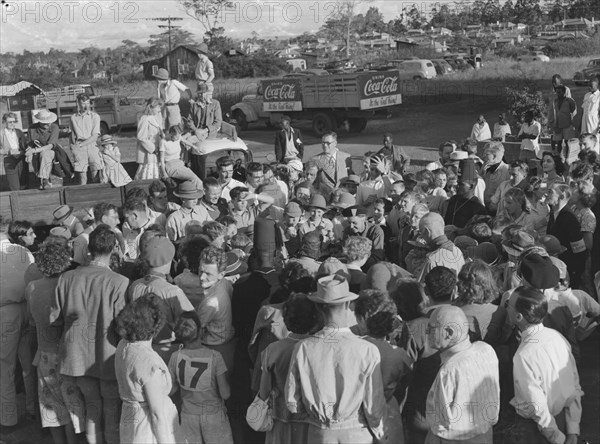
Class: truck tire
232,109,248,131
312,112,334,136
348,118,367,133
100,122,110,135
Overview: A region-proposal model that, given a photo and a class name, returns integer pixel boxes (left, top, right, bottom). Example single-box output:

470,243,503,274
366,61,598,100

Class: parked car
431,59,454,75
389,59,437,80
574,58,600,86
517,54,550,63
93,95,146,134
443,56,474,71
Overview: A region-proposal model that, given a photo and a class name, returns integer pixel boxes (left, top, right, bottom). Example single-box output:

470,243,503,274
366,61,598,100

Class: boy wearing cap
274,115,304,162
278,201,304,257
285,275,386,443
70,94,102,185
128,236,194,350
343,206,385,271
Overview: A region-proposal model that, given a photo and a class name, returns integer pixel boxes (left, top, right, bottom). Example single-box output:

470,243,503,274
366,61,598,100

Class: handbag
246,394,273,432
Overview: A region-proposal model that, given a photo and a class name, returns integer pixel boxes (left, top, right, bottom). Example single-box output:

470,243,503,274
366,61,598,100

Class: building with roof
141,45,200,80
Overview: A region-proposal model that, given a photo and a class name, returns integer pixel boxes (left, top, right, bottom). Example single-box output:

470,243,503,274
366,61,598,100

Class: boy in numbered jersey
170,311,234,444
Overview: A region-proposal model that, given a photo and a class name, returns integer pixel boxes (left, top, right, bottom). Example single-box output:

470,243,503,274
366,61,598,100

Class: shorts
179,408,233,444
35,351,85,432
71,143,102,173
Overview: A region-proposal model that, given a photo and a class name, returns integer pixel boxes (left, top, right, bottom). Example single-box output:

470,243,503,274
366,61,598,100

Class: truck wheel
100,122,110,135
348,118,367,133
232,110,248,131
312,112,334,136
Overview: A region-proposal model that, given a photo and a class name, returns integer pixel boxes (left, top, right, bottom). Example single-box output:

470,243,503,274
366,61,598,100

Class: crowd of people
1,73,600,444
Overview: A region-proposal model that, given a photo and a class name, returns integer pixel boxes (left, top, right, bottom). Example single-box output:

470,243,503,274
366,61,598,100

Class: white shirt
581,89,600,134
0,238,34,306
3,129,19,153
511,325,582,443
426,341,500,440
493,122,511,141
158,79,188,104
220,178,246,201
518,121,542,156
356,175,391,216
470,122,491,141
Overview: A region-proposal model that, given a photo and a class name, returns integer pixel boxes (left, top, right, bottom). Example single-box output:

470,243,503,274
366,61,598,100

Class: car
389,59,437,80
574,58,600,86
517,54,550,63
93,95,146,134
431,59,454,75
443,56,474,71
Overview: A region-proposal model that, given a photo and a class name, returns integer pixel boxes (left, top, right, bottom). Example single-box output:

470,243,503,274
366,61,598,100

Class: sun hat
425,162,439,171
537,235,567,257
286,158,303,173
332,192,356,209
143,236,176,268
364,262,413,293
502,230,536,257
308,275,358,304
284,201,303,218
52,205,72,224
49,226,71,240
34,109,58,124
99,134,117,146
198,42,209,54
467,242,500,265
174,181,203,200
519,253,559,290
308,194,328,211
153,68,170,80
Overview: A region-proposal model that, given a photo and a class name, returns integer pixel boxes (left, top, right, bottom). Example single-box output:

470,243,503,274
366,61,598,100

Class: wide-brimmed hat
502,230,536,257
332,192,356,209
537,235,567,256
340,175,361,186
153,68,170,80
34,109,58,124
308,275,358,304
49,226,71,240
467,242,499,265
198,42,209,54
99,134,117,146
308,194,327,211
519,253,559,290
52,205,72,224
174,181,203,199
143,236,175,267
284,201,303,218
342,205,367,218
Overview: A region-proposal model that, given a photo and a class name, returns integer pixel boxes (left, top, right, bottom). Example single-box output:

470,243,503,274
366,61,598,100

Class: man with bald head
418,212,465,282
425,306,500,443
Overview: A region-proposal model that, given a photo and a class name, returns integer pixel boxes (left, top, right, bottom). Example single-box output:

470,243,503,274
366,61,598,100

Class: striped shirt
426,341,500,440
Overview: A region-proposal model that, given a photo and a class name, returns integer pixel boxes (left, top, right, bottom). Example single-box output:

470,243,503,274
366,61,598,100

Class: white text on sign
263,102,303,112
359,94,402,110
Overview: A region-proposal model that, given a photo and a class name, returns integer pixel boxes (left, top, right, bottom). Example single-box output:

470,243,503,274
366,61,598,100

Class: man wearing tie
311,131,352,189
188,83,222,141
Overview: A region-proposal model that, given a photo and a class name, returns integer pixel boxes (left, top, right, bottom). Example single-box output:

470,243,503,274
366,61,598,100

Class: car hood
582,66,600,75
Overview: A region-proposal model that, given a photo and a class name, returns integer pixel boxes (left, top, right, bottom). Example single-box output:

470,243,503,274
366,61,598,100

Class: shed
0,81,45,131
141,45,200,80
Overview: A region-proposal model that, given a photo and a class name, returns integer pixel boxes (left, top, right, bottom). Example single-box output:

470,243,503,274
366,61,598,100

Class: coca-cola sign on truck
359,73,399,99
262,80,301,102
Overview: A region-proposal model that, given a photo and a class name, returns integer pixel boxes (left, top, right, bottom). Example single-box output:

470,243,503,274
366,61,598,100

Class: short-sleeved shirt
168,346,227,415
197,278,235,345
166,206,213,242
70,111,101,146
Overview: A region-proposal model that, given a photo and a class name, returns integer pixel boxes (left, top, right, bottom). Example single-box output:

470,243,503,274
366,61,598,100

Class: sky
0,0,467,53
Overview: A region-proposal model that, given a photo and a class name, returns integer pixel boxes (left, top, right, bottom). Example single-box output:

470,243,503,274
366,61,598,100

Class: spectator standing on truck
581,76,600,135
70,93,102,185
376,132,409,175
27,109,59,189
274,115,304,163
188,83,222,140
154,68,190,129
311,131,351,189
194,43,215,101
1,112,28,191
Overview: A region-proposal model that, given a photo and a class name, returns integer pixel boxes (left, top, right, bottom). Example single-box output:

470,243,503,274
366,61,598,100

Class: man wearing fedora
154,67,190,129
188,82,222,141
27,109,60,189
285,275,386,443
70,93,102,185
195,42,214,100
0,112,28,190
166,180,212,242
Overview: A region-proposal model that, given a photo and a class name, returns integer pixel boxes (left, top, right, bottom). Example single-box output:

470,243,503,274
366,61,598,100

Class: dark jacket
31,144,74,178
0,128,27,156
274,127,304,162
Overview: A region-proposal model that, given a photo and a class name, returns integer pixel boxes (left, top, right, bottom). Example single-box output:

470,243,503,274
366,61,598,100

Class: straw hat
308,275,358,304
52,205,72,224
153,68,170,80
174,181,203,199
34,109,58,124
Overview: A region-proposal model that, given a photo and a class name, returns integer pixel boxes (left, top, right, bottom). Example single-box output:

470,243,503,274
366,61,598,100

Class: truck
231,69,402,135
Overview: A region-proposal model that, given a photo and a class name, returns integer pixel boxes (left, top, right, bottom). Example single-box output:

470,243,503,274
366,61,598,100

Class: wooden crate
10,188,64,225
64,184,122,212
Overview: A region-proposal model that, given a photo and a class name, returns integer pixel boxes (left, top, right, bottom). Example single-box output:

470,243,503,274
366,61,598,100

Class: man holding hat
444,158,486,229
194,42,215,99
27,109,60,189
155,67,190,129
128,235,193,351
343,205,385,271
188,82,222,140
166,181,212,242
274,115,304,162
285,275,386,443
70,93,102,185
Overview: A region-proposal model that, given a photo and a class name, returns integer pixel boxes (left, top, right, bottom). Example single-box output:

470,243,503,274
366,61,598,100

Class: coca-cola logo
264,83,297,101
363,76,399,97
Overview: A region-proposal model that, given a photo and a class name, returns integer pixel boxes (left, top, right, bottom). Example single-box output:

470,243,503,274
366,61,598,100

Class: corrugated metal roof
0,81,44,97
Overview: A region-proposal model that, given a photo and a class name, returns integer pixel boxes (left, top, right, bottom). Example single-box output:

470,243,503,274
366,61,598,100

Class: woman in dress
115,294,179,444
135,97,164,181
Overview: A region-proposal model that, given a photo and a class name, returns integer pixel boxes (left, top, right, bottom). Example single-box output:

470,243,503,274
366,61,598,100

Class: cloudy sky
0,0,433,53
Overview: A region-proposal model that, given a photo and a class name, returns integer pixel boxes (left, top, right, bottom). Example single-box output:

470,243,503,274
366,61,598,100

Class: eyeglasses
322,141,334,146
6,120,17,124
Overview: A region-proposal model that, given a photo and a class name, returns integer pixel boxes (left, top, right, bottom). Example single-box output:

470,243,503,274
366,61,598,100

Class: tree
362,7,385,34
180,0,234,45
386,17,407,35
500,0,515,22
147,28,197,56
482,0,502,25
405,4,426,30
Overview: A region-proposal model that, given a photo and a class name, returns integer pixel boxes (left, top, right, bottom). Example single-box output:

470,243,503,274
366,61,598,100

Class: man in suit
0,112,28,190
188,82,222,140
274,115,303,162
311,131,352,188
